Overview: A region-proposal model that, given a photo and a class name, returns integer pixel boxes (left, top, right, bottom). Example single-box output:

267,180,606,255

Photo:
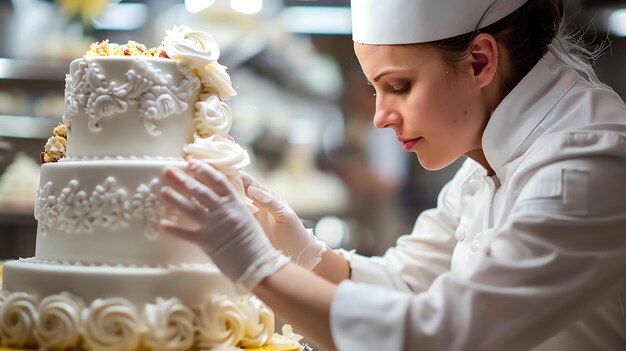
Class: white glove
159,160,289,291
240,173,328,270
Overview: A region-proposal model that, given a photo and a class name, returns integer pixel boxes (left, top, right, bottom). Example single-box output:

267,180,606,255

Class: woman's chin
416,152,458,171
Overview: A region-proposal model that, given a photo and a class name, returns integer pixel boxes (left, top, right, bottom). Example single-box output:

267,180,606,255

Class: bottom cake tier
0,259,275,351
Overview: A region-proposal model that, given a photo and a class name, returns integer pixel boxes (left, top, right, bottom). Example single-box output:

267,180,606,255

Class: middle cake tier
35,159,211,266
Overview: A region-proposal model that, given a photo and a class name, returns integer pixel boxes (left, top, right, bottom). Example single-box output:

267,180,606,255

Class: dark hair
430,0,561,93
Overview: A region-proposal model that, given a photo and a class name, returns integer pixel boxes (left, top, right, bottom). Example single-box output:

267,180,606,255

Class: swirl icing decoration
35,292,85,350
195,94,233,138
196,296,245,349
161,25,236,101
144,297,195,351
184,135,250,175
82,298,142,351
0,292,38,348
0,291,278,350
35,177,164,238
238,296,275,348
183,135,256,210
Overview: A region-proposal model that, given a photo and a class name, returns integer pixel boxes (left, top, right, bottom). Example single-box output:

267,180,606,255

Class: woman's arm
312,250,351,284
255,262,338,351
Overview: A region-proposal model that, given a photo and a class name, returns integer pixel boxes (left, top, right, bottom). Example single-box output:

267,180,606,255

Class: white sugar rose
162,25,220,70
238,296,274,348
184,135,250,175
82,298,142,351
144,297,194,351
200,63,237,101
0,292,39,349
195,94,233,138
197,296,245,349
35,292,85,350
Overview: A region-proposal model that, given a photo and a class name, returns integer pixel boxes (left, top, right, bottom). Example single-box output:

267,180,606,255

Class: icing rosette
161,25,220,69
184,135,250,175
199,63,237,101
195,94,233,138
238,296,275,348
82,298,142,351
0,292,39,349
35,292,85,350
161,25,236,101
144,297,195,351
196,296,245,349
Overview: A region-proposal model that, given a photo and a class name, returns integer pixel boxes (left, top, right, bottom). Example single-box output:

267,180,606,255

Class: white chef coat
330,50,626,350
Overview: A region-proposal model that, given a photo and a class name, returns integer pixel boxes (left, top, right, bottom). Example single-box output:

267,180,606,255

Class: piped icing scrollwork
35,177,163,238
62,57,201,136
0,290,276,350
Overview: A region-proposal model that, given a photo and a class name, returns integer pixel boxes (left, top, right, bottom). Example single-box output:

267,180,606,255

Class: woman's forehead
354,43,438,71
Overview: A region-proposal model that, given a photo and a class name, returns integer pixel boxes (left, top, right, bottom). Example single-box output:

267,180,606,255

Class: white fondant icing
64,58,199,158
34,161,211,266
64,57,200,136
59,155,185,162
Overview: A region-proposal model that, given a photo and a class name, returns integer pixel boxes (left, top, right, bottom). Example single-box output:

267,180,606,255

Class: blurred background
0,0,625,261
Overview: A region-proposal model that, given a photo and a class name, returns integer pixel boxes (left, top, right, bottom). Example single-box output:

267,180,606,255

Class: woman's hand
240,173,328,270
159,160,289,290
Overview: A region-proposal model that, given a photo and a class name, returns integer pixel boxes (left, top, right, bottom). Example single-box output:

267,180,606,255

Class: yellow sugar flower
56,0,109,24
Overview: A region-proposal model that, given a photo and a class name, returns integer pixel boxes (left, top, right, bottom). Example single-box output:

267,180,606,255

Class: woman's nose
373,100,401,129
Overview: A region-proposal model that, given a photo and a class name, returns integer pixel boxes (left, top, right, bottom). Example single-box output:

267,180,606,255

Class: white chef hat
352,0,530,44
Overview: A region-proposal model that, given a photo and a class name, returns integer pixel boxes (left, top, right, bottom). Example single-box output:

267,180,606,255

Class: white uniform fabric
331,50,626,350
351,0,528,44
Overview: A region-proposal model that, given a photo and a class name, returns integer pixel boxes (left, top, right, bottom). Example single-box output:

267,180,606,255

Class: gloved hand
240,173,328,270
159,160,289,291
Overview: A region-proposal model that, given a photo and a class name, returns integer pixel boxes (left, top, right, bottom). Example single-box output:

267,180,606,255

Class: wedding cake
0,26,286,351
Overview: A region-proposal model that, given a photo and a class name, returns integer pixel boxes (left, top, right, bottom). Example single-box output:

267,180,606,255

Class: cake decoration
1,24,286,351
0,290,277,350
42,123,68,164
35,177,163,238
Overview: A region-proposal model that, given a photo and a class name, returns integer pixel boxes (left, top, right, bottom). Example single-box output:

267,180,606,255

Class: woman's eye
391,83,410,95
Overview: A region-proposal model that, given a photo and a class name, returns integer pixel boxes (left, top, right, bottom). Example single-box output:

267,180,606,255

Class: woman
159,0,626,349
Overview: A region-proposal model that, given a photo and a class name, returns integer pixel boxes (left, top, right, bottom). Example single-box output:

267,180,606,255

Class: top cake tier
63,56,201,158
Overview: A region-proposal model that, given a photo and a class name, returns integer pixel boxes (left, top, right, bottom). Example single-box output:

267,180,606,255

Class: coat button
471,235,481,253
468,178,481,191
455,225,466,241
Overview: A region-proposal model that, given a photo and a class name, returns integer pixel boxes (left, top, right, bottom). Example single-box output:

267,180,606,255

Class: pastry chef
160,0,626,349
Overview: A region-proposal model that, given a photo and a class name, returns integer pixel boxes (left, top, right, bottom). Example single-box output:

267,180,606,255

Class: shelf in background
0,58,68,81
0,115,59,139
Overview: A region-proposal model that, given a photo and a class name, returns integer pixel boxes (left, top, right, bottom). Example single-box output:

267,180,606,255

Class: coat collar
482,51,580,175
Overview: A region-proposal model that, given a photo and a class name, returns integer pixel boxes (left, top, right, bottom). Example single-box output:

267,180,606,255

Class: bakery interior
0,0,625,277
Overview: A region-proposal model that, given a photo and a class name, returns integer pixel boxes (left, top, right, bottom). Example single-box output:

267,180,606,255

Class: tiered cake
0,26,278,351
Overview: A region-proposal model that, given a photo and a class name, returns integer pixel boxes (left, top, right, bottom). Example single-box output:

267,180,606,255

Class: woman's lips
400,137,421,151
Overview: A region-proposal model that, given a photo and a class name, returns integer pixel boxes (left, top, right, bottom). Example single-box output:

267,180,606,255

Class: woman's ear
468,33,500,89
